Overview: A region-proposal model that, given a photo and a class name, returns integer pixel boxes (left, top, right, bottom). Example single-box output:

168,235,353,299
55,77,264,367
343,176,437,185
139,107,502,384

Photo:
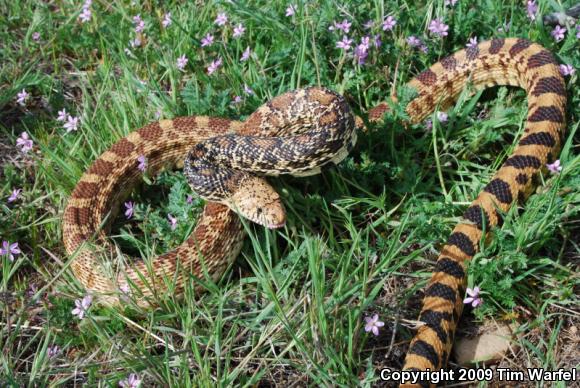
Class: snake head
228,176,286,229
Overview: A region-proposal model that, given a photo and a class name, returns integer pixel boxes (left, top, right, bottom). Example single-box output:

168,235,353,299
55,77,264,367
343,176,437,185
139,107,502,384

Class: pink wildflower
382,16,396,31
285,5,296,17
71,295,92,319
354,37,371,65
8,189,21,203
338,19,352,33
559,64,575,77
57,109,68,122
437,111,448,123
201,33,214,47
47,345,60,358
466,37,478,48
526,1,538,21
233,23,245,38
16,132,33,153
79,7,91,23
1,241,21,261
354,45,368,65
119,373,141,388
162,12,171,28
137,155,147,172
336,36,353,51
130,37,142,48
359,36,371,51
547,160,562,174
406,35,422,47
133,15,145,33
329,19,352,33
463,287,483,308
124,201,135,218
16,89,29,106
428,18,449,37
168,214,178,230
364,314,384,336
176,54,188,70
215,12,228,26
120,284,131,295
241,46,251,61
63,116,79,132
207,58,222,75
551,25,566,42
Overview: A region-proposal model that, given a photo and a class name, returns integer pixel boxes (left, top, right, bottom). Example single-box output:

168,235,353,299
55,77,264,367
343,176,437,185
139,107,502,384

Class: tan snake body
62,38,567,386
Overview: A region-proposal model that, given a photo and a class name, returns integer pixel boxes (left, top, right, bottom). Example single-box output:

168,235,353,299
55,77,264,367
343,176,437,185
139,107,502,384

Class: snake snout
229,176,286,229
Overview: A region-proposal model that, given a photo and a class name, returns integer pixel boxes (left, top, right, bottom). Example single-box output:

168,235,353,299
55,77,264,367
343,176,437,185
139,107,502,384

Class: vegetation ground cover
1,0,578,386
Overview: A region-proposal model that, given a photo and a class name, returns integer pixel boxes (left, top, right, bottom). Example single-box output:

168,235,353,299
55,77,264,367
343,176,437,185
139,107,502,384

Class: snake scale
63,38,567,386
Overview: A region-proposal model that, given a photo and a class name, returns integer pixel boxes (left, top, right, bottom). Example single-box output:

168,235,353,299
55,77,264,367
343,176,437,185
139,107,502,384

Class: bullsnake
62,38,567,386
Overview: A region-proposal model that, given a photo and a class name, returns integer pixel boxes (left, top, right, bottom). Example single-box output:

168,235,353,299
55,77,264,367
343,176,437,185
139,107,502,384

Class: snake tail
372,38,566,387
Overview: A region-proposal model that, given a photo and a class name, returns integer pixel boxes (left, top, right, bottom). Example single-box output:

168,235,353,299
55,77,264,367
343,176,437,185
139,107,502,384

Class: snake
62,38,567,386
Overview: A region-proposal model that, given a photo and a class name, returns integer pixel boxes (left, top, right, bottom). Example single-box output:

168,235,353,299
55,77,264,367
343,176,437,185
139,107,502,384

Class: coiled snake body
63,38,567,386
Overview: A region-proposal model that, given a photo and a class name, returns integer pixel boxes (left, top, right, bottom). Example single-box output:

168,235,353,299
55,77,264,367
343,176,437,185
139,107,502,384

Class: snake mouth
267,221,286,229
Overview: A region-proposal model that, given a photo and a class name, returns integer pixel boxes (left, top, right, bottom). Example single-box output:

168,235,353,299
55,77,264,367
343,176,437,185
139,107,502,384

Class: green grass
1,0,579,386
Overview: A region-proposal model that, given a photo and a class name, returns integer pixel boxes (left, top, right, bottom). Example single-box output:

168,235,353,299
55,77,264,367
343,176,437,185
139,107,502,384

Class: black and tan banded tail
368,37,567,387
